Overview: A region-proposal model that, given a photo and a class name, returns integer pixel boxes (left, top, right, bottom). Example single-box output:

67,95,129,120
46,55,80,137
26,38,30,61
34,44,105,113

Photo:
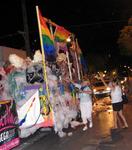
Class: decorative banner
39,95,54,127
18,86,54,130
17,90,44,129
0,100,20,150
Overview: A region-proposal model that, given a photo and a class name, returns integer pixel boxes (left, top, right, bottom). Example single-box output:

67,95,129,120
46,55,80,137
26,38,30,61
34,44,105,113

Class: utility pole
21,0,31,57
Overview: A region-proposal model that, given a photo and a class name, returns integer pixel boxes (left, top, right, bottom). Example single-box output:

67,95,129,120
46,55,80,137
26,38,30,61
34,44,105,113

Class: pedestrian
71,79,93,131
109,78,128,129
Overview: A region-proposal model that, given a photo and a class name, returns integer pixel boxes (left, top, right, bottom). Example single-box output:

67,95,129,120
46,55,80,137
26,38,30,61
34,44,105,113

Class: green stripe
42,34,54,45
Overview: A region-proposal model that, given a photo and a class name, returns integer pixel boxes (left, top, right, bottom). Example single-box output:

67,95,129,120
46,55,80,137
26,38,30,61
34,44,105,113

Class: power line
67,19,128,28
0,32,19,40
0,30,35,40
0,19,128,40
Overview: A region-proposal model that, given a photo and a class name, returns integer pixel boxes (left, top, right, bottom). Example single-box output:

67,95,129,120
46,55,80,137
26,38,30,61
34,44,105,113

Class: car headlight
93,89,97,92
106,87,110,91
121,80,124,84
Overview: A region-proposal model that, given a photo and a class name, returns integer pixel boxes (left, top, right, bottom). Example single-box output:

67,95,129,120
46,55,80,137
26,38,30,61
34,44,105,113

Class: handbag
122,94,128,104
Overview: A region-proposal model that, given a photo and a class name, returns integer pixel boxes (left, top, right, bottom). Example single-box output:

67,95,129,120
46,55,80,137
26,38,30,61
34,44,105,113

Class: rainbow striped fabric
54,26,71,42
39,10,56,56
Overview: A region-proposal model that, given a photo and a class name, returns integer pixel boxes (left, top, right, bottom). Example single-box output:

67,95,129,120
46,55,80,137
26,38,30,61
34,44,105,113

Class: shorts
112,102,123,111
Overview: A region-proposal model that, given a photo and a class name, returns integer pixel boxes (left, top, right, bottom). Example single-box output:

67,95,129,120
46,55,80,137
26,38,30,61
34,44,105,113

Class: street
13,95,132,150
0,1,132,150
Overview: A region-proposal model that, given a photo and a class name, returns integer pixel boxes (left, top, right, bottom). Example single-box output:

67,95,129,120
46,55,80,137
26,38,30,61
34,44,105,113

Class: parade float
0,6,114,150
0,6,86,146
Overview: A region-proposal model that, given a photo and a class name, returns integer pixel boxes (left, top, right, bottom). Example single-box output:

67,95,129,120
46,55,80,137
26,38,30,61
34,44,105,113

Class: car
92,80,111,98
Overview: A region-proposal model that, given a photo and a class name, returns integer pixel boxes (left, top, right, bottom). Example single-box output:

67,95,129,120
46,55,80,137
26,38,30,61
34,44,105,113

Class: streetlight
66,37,71,42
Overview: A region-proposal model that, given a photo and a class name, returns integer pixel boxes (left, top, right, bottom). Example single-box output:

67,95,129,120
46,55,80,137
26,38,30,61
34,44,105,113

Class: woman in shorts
110,79,128,129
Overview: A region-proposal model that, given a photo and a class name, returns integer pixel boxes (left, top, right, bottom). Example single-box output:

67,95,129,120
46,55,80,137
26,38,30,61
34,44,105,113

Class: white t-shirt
111,85,122,104
74,83,92,103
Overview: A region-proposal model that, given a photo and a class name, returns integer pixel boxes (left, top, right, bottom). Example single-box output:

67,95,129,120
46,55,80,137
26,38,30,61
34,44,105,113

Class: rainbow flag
39,10,56,56
54,26,71,42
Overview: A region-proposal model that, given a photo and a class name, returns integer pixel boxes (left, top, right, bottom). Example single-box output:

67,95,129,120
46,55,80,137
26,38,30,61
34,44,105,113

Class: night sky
0,0,132,64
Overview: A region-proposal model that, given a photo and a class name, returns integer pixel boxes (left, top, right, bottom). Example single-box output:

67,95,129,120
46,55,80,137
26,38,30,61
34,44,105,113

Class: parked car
92,80,111,98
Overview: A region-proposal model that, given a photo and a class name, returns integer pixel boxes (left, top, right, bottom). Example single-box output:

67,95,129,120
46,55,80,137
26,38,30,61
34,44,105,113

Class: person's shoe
122,125,128,129
111,127,118,130
83,126,88,131
89,122,93,128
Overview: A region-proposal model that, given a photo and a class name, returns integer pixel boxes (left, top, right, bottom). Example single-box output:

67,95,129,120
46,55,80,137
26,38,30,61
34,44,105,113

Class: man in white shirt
72,80,93,131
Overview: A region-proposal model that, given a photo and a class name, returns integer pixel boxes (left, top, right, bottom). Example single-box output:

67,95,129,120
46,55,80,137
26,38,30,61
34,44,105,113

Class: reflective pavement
14,96,132,150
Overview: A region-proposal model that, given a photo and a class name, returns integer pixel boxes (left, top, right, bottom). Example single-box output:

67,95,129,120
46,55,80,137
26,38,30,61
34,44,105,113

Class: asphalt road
14,96,132,150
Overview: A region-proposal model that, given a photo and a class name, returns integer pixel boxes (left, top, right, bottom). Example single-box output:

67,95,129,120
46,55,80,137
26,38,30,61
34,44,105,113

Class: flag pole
75,51,81,81
66,50,72,80
74,38,81,81
36,6,50,100
78,56,83,80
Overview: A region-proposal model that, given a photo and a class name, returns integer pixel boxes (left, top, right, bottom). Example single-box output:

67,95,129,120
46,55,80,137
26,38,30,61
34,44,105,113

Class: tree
117,17,132,56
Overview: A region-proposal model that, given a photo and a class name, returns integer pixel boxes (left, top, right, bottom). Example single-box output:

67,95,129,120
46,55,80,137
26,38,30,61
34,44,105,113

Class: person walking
71,79,93,131
110,78,128,129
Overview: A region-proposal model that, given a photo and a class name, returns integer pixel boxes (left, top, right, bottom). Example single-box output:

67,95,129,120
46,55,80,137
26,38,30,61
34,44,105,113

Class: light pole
21,0,31,57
